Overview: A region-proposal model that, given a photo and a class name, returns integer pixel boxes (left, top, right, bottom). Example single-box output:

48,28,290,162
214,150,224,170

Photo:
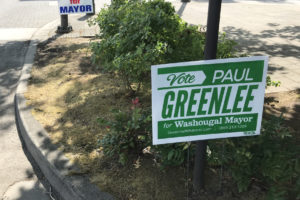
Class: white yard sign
58,0,94,15
151,56,268,145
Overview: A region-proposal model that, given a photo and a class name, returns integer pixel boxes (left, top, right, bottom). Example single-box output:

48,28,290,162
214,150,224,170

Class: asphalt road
0,0,58,199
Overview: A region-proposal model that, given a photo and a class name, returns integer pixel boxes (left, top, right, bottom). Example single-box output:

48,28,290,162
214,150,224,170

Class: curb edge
14,19,114,200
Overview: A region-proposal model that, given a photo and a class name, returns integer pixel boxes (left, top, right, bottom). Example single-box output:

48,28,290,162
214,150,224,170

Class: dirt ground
25,37,299,200
264,90,300,134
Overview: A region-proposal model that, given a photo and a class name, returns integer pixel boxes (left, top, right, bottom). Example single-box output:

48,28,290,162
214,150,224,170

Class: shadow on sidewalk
0,40,30,136
223,25,300,74
177,2,188,17
2,174,50,200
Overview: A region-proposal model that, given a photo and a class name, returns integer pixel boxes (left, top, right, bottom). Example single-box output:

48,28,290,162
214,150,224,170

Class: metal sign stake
57,15,72,33
192,0,223,192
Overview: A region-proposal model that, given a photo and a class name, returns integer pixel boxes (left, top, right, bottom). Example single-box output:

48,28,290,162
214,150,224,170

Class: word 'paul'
213,68,253,83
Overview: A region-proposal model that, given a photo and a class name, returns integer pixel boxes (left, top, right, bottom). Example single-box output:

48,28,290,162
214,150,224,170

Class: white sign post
151,56,268,145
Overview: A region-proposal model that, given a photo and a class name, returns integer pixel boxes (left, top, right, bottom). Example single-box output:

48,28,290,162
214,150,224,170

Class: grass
25,37,189,200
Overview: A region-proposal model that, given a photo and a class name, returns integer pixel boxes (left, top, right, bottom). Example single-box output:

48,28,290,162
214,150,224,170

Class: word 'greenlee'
162,84,258,119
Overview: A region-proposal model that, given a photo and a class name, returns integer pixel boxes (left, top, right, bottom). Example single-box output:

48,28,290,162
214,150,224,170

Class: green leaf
183,143,189,150
168,150,174,160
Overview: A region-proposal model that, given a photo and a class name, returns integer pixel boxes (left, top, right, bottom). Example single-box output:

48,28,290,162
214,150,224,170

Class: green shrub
97,97,192,167
97,98,152,165
152,142,192,167
266,76,281,87
91,0,236,92
91,0,181,91
217,32,237,58
208,115,300,199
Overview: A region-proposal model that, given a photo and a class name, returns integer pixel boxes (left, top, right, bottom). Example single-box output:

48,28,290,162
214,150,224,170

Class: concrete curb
14,19,114,200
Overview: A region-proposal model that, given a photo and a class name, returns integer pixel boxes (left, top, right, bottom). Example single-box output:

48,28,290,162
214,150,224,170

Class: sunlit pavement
171,0,300,93
0,0,57,199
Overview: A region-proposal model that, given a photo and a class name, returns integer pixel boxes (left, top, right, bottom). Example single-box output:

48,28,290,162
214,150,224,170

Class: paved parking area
172,0,300,92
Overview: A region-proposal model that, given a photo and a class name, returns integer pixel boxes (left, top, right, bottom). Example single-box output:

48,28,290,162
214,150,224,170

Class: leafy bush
152,142,192,167
266,76,281,87
91,0,181,91
208,115,300,199
97,98,152,165
97,98,192,167
217,32,237,59
91,0,236,92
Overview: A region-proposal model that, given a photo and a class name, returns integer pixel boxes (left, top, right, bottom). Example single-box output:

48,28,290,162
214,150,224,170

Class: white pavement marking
0,28,37,41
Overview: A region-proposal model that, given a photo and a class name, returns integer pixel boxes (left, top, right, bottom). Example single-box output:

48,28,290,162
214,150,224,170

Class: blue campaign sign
58,0,94,15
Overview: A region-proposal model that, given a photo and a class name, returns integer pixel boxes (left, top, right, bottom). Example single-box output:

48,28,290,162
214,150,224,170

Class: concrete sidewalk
171,0,300,93
44,0,110,38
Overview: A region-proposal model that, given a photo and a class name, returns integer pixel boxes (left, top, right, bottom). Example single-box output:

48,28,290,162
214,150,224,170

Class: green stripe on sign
158,113,258,139
157,60,264,86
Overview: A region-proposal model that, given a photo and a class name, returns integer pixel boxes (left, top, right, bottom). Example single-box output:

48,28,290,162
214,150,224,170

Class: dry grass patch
25,37,188,200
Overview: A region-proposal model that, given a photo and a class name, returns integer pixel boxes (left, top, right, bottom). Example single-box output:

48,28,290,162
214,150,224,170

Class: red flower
132,97,139,106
